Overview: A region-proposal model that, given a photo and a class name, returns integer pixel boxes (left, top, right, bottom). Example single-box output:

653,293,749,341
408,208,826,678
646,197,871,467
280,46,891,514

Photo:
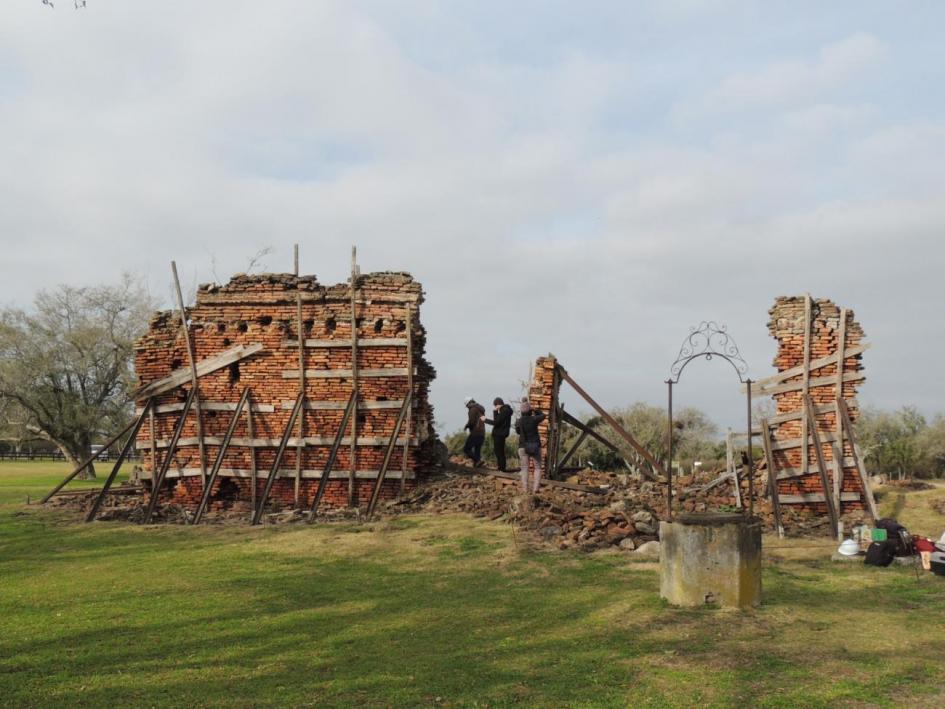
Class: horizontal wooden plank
775,458,856,480
278,400,412,411
745,344,870,389
282,367,413,379
752,400,858,430
136,401,274,415
770,431,839,451
161,467,416,481
779,492,862,504
284,338,408,348
752,371,865,398
134,343,264,398
138,435,418,450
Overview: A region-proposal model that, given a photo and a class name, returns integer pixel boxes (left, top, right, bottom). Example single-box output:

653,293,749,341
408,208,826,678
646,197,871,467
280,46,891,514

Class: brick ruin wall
526,355,558,473
134,272,437,511
766,296,866,516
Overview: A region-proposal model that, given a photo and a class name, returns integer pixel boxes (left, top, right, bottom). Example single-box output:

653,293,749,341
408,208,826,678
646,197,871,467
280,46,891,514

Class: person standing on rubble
485,397,513,472
463,397,486,466
515,398,546,494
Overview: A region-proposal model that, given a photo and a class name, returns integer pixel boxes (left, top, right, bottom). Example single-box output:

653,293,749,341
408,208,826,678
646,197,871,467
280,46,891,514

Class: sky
1,1,944,435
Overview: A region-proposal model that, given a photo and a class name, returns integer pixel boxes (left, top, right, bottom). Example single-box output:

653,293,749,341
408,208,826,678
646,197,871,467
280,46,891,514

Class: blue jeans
464,434,484,464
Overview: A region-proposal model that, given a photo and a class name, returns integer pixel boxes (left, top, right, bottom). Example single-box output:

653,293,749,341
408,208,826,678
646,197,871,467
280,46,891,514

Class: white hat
838,539,859,556
464,396,473,405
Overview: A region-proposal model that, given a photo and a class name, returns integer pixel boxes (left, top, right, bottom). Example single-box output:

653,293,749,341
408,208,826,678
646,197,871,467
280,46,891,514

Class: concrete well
659,512,762,609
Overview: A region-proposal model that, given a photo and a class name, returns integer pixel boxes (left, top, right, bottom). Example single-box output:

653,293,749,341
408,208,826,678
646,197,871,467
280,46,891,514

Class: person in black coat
485,397,513,471
514,398,546,493
463,396,486,466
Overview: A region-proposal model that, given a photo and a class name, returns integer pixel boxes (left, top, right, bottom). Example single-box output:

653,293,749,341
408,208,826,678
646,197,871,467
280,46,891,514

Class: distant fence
0,451,142,463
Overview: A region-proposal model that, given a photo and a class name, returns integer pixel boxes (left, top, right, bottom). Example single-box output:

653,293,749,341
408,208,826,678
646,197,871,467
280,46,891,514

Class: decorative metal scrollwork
668,321,749,383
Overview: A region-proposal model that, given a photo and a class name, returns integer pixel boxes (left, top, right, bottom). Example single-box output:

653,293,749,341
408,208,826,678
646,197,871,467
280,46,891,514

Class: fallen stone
634,541,660,558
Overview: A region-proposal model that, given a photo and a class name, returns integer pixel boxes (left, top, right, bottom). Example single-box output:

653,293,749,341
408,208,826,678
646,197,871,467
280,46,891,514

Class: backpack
864,540,897,567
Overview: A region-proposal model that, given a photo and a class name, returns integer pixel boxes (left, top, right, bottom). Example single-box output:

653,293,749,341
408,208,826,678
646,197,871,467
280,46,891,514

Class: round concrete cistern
659,512,762,609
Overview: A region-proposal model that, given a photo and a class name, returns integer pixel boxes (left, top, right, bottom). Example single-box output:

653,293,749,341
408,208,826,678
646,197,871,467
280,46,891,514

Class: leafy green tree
0,276,156,477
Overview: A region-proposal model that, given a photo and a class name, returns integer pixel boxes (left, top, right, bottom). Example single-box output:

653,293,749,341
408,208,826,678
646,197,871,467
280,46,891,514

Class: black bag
864,540,897,567
524,439,541,457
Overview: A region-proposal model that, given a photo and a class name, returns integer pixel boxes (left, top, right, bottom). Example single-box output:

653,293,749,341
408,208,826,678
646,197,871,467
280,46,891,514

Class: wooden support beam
743,344,870,389
247,391,257,511
133,343,263,399
557,366,666,479
295,290,305,506
161,467,417,481
308,391,358,520
193,388,251,525
780,492,862,504
284,337,409,348
768,431,840,452
556,430,588,471
774,459,857,480
801,295,812,477
805,395,839,539
278,400,410,411
400,305,413,495
760,419,784,538
252,393,305,525
282,367,413,379
143,387,197,524
349,246,359,507
42,414,146,503
749,371,864,398
138,435,419,450
832,309,848,514
86,400,154,522
172,261,207,488
138,401,274,415
748,400,859,428
367,394,412,517
838,398,878,519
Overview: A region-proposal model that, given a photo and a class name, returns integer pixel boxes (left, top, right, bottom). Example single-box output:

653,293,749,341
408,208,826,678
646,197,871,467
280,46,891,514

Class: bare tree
0,275,156,477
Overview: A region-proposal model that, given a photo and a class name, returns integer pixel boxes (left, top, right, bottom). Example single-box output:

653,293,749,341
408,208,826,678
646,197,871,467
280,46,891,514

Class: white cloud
676,33,886,120
0,3,943,432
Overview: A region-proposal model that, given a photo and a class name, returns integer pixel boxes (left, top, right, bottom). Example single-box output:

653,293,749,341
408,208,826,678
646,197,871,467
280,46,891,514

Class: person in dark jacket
463,396,486,466
514,398,546,493
485,397,513,471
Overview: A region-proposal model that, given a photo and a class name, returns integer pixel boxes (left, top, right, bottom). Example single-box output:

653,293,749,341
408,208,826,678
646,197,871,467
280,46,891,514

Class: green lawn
2,462,945,708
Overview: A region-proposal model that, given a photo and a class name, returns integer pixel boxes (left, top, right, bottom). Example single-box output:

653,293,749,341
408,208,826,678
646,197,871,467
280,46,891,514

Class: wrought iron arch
669,321,749,384
663,321,755,521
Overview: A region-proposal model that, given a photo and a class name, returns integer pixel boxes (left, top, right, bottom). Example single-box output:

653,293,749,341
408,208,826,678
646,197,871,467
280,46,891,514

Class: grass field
2,462,945,708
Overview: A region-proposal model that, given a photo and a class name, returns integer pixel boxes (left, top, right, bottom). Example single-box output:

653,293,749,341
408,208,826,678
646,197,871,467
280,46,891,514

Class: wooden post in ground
348,246,360,506
171,261,207,489
760,419,784,538
294,288,306,506
86,400,154,522
831,308,848,514
801,294,812,477
805,395,839,539
247,395,257,511
838,398,878,519
400,305,413,495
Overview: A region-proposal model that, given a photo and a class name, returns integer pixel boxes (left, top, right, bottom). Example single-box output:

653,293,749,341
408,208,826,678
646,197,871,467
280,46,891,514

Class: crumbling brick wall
525,355,558,473
765,296,867,516
134,272,437,510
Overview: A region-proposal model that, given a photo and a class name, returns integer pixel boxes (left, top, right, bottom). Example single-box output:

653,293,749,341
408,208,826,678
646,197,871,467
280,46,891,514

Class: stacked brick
526,355,559,474
134,271,438,511
765,296,867,516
